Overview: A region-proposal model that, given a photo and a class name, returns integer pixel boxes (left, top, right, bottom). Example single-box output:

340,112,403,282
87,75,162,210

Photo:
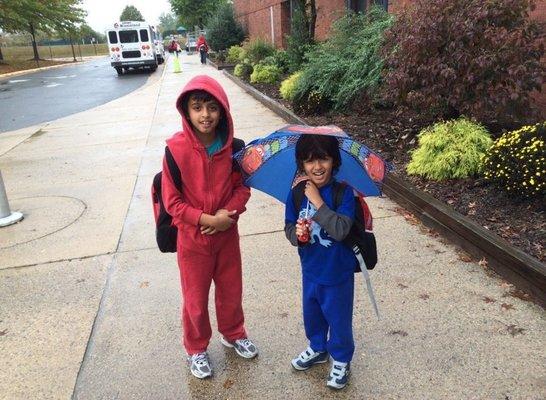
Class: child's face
302,156,333,188
187,95,221,138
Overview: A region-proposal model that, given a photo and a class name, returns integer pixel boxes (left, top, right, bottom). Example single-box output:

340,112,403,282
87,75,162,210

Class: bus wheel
150,65,158,72
115,67,123,75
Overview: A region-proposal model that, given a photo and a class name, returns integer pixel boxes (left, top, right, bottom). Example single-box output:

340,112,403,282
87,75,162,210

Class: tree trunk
69,37,77,62
0,46,4,61
29,22,40,60
307,0,316,41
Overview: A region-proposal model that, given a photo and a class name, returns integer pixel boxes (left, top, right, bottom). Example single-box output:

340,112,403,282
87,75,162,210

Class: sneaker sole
190,369,212,379
220,337,258,359
291,357,328,371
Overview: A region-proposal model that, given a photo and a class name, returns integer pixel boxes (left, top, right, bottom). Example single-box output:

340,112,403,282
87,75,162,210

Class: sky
81,0,173,32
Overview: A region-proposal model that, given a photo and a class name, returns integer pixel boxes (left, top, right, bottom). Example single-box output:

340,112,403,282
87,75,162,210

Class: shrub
407,118,493,180
280,72,302,102
250,64,281,84
226,45,244,63
259,56,277,66
285,5,314,72
205,3,246,51
273,50,290,74
382,0,544,124
234,61,253,79
243,38,276,65
482,122,545,198
293,7,393,112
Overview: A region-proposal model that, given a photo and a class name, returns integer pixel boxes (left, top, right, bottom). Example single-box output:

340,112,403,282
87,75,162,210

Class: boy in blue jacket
284,134,357,390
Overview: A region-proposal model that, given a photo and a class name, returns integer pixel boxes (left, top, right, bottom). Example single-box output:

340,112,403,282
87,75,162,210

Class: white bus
107,21,159,75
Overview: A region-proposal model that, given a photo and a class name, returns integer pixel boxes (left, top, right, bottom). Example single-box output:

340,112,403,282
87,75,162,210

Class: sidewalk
0,54,544,400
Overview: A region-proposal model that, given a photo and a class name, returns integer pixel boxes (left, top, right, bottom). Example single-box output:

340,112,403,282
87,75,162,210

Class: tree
206,2,245,51
158,12,178,36
120,5,144,21
169,0,226,29
0,0,86,61
285,0,316,71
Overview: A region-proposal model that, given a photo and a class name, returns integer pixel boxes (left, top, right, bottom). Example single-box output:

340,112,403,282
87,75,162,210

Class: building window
347,0,366,13
374,0,388,11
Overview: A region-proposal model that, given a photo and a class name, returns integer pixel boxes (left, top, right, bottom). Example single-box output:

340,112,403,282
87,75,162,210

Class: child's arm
284,189,305,246
161,154,203,227
307,183,355,242
220,169,251,216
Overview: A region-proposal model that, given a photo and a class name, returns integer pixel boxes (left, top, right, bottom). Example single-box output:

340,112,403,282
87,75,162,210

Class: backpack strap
292,180,307,212
232,137,245,173
165,138,245,190
332,181,347,210
165,146,182,190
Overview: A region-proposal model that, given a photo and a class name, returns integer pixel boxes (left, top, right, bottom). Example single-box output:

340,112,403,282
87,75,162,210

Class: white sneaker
220,336,259,359
291,347,329,370
187,352,212,379
326,360,350,389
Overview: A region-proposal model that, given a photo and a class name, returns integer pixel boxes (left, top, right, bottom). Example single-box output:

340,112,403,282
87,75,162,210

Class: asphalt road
0,56,163,133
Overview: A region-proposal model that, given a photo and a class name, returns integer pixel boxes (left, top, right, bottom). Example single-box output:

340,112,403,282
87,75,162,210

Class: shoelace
192,353,208,366
237,338,253,348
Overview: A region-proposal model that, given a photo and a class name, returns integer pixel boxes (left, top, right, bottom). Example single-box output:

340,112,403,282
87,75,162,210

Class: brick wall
233,0,290,48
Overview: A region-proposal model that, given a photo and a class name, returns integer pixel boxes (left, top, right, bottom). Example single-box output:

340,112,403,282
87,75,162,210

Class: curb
223,69,546,307
206,58,236,70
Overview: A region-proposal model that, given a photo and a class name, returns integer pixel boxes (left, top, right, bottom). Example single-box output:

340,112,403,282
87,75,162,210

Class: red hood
173,75,233,149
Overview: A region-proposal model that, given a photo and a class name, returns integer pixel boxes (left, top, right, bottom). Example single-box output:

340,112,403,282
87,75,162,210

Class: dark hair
179,89,228,134
295,134,341,172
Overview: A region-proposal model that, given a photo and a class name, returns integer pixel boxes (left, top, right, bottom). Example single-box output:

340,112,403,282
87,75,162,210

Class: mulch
249,82,545,262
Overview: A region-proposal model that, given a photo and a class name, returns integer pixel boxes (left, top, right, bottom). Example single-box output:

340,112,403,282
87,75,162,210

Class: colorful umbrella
234,124,392,203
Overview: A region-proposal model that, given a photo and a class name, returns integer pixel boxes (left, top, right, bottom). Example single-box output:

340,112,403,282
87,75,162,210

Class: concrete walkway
0,54,544,400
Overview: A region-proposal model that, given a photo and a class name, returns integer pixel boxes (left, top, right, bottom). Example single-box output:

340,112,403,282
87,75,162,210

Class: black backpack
151,138,245,253
292,180,378,270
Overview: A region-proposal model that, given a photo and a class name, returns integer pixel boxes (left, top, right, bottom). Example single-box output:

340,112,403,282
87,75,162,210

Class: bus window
119,30,139,43
108,31,118,44
140,29,149,42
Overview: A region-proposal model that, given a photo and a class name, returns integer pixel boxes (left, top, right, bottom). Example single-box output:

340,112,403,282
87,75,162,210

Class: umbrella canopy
234,125,392,203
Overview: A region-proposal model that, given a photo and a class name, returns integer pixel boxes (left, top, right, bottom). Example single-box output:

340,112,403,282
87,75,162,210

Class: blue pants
200,48,207,64
302,276,355,363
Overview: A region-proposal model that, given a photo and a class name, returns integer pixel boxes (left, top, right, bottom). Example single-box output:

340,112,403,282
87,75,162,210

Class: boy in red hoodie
161,75,258,379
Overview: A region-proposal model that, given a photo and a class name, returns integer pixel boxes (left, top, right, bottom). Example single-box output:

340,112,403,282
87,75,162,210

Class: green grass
2,44,109,61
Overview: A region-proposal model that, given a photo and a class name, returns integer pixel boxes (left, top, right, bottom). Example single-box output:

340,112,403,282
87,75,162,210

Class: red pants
177,237,246,354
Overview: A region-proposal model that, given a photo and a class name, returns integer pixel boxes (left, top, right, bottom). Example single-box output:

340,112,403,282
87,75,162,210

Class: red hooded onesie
161,75,251,354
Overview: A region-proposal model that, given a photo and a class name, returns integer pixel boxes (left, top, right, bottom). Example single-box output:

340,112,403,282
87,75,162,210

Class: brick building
233,0,544,115
232,1,412,48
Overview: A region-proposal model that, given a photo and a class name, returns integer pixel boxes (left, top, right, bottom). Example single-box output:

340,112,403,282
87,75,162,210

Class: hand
200,225,218,235
304,181,324,209
295,219,307,237
213,209,237,231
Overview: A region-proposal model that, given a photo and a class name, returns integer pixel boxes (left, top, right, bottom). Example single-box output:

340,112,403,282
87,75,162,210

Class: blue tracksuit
285,181,357,362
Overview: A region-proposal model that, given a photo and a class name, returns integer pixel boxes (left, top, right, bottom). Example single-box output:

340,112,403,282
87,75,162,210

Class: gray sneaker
220,336,259,359
187,352,212,379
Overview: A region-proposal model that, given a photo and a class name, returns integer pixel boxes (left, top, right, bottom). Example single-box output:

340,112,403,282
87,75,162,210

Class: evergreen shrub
482,122,545,198
293,7,393,113
226,46,244,63
234,61,253,79
280,72,302,102
407,118,493,180
243,38,276,65
206,3,245,51
250,64,281,84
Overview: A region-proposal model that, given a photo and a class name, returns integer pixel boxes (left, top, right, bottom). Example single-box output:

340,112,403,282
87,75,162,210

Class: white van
107,21,158,75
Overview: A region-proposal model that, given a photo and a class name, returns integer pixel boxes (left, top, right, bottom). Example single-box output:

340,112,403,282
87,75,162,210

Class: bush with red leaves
382,0,544,126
